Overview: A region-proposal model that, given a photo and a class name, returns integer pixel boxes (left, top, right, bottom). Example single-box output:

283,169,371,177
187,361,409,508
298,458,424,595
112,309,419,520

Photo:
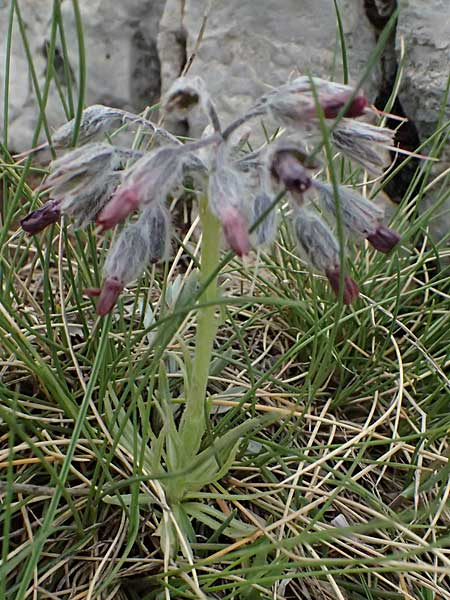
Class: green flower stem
178,194,221,459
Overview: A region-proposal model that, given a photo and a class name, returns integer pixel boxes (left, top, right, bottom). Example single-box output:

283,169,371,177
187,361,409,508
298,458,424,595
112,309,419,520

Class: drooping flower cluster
21,143,141,233
20,75,404,313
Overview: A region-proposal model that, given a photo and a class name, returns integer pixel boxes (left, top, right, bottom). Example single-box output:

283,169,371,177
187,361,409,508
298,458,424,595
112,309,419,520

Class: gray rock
157,0,189,135
397,0,450,143
0,0,59,150
396,0,450,246
1,0,165,152
158,0,381,137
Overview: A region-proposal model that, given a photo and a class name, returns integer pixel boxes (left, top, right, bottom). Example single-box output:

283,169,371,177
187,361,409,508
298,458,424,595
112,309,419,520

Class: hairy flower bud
139,203,172,263
325,267,360,305
164,76,221,132
315,181,383,234
251,192,278,247
62,106,124,149
103,223,152,286
258,76,367,126
15,105,180,159
270,150,312,196
53,141,134,178
63,173,121,228
293,207,359,304
125,146,186,193
90,203,173,315
15,106,125,159
20,199,61,234
97,146,189,231
332,120,394,175
30,143,130,229
164,76,205,114
208,163,251,256
39,143,129,198
88,204,173,315
55,106,125,146
315,181,400,252
304,77,367,118
96,185,141,231
85,278,124,317
294,208,340,273
284,76,365,101
221,206,251,257
366,225,401,253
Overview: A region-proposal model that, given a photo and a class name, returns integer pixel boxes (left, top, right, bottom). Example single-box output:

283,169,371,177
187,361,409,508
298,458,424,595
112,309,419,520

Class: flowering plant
20,75,402,550
22,76,401,309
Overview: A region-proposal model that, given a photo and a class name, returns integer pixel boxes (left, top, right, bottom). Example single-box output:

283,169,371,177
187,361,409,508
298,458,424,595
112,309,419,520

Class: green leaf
184,414,276,490
183,501,256,539
172,270,200,312
172,503,197,544
104,388,157,475
157,361,183,472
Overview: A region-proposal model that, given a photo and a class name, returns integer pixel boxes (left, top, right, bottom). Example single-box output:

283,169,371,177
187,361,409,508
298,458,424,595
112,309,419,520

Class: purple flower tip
20,200,61,234
85,277,123,316
271,151,312,194
321,93,367,119
367,225,401,253
346,95,368,118
221,207,251,257
96,186,140,231
326,267,359,305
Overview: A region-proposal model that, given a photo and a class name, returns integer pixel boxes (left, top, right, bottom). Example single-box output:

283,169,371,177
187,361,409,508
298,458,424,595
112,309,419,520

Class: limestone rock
157,0,188,135
0,0,165,153
397,0,450,143
396,0,450,245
